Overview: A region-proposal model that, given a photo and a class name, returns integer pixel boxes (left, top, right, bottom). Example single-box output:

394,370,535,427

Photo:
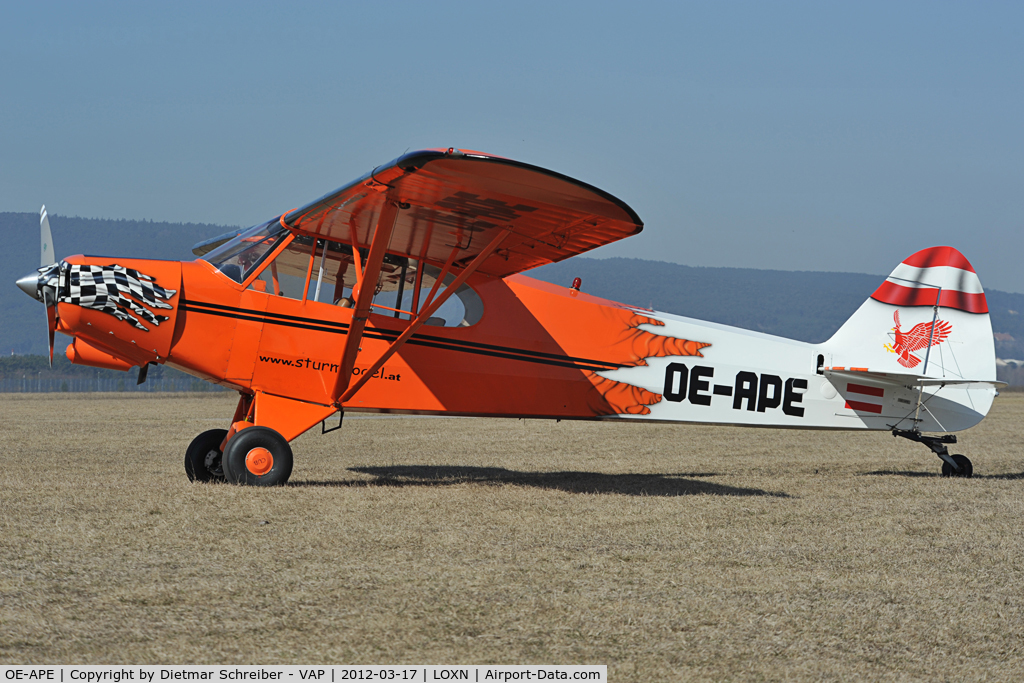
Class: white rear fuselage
596,304,996,432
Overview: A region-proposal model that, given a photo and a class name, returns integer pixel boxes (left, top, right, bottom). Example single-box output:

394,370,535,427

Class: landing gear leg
892,428,973,478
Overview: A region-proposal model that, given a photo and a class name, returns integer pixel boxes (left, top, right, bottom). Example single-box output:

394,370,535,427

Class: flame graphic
585,312,710,416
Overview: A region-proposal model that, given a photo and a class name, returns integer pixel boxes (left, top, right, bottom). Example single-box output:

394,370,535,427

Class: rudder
824,246,995,382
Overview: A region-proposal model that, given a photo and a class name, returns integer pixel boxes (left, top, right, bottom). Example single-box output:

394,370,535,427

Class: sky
2,1,1023,292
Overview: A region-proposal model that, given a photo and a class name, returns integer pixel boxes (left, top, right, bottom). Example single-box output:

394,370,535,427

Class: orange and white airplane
16,149,1003,484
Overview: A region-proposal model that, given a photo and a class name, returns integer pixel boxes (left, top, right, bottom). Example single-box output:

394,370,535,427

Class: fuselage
18,151,997,486
54,253,993,435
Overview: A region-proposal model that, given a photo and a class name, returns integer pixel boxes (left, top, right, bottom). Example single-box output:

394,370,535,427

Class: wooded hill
3,212,1022,384
530,258,1024,358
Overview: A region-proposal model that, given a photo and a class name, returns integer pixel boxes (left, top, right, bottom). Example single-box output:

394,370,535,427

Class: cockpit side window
214,228,485,327
249,235,315,299
202,219,286,284
399,264,483,327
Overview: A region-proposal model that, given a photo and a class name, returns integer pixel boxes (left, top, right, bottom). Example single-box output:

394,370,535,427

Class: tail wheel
941,454,974,478
223,426,293,486
184,429,228,482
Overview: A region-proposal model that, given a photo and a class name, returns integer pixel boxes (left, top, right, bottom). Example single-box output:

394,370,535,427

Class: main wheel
185,428,228,482
941,454,973,478
222,426,293,486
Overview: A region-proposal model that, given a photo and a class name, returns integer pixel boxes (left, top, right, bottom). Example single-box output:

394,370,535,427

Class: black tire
941,454,973,478
185,429,228,483
222,426,293,486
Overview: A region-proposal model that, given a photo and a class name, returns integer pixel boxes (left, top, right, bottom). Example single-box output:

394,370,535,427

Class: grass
1,392,1023,680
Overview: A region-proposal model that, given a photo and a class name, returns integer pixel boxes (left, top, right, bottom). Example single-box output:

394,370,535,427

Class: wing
280,149,643,279
903,320,952,352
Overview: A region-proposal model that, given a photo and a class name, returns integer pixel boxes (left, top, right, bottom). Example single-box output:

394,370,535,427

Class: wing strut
410,224,434,317
330,199,401,402
332,226,512,406
914,286,943,427
422,246,459,310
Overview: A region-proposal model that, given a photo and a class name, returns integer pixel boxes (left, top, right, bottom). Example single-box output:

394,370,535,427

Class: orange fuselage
57,255,706,440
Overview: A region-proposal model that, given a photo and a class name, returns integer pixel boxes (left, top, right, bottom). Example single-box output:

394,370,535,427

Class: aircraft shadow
291,465,790,498
861,470,938,478
862,469,1024,481
979,472,1024,480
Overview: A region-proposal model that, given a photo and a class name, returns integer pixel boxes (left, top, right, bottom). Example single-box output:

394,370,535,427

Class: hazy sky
3,1,1023,292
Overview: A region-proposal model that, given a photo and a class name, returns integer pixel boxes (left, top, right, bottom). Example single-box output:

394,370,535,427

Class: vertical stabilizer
824,246,995,383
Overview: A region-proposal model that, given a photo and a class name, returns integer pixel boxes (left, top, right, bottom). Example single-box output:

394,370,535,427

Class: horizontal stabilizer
824,368,1006,390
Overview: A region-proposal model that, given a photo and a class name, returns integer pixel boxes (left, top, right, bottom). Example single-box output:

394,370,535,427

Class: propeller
40,204,53,267
40,206,57,367
15,206,60,367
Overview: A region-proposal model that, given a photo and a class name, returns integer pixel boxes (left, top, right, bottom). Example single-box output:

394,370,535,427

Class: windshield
201,219,286,283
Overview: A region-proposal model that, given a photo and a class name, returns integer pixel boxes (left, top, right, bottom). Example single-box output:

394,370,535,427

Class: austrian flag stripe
845,383,884,414
870,246,988,313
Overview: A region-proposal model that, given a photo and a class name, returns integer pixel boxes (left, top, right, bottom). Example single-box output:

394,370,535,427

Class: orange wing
902,320,952,353
281,149,643,279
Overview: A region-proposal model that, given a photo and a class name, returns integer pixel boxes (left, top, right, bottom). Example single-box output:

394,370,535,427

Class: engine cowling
66,338,134,371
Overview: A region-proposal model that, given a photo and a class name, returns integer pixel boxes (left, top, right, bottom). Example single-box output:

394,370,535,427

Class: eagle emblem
883,309,952,368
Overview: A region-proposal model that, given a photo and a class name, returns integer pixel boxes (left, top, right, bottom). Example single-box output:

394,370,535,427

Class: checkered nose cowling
56,260,178,331
46,256,183,371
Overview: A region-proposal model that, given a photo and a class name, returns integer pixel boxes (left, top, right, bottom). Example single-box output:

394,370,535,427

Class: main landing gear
184,429,228,482
184,425,294,486
222,426,294,486
892,428,973,478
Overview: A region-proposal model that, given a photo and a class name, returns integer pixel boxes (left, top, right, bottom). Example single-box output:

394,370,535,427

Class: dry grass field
1,393,1023,680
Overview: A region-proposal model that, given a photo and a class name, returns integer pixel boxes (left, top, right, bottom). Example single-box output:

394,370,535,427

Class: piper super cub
16,148,1003,484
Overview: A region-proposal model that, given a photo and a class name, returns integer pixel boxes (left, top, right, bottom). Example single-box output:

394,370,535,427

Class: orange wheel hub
245,447,274,476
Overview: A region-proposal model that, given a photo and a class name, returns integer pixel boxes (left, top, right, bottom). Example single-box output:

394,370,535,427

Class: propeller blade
40,205,59,365
42,288,56,368
40,205,54,267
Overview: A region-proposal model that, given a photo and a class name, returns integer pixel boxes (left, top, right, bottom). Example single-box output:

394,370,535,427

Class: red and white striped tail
870,246,987,314
824,245,996,387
